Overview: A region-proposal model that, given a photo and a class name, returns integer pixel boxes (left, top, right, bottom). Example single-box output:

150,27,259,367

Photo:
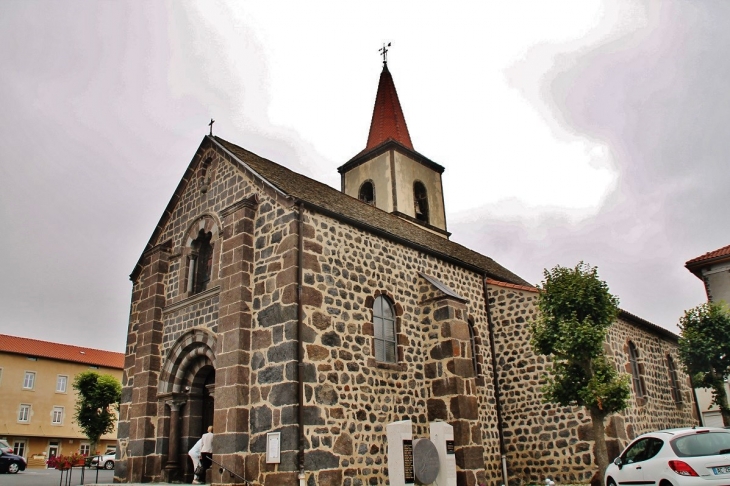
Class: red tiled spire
365,63,414,150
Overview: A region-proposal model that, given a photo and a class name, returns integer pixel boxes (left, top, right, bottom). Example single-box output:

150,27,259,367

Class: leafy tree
678,302,730,426
530,262,630,486
73,371,122,454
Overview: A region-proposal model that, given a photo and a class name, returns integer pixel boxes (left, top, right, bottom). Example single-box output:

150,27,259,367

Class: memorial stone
387,420,414,486
412,438,440,484
430,421,457,486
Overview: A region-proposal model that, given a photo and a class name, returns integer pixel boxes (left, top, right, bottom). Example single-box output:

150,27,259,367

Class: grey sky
0,1,721,352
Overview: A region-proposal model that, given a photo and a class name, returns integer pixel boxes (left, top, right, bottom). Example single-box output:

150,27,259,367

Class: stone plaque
403,439,414,483
413,438,440,484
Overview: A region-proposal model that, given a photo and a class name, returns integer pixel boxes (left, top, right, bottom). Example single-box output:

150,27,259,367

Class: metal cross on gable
208,118,215,136
379,42,391,64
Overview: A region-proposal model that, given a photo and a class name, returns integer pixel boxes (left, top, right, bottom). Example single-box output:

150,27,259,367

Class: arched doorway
184,364,216,455
158,329,216,483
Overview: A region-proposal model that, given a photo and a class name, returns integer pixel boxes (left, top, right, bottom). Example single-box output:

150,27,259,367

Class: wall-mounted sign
402,439,414,483
446,440,455,455
266,432,281,464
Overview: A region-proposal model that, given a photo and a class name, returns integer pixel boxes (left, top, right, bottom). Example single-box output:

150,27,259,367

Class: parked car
606,427,730,486
0,440,12,454
0,450,27,474
89,449,116,470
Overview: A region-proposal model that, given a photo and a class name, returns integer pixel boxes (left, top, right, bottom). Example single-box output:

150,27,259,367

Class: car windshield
671,431,730,457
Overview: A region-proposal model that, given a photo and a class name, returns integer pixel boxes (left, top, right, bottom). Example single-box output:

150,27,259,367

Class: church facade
117,62,696,486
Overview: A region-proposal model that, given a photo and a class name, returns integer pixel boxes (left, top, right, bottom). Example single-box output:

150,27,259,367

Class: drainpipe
482,275,508,486
297,201,306,486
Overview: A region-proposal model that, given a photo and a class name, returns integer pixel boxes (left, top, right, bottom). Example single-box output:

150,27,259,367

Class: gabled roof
686,243,730,276
214,136,531,287
0,334,124,369
365,63,413,151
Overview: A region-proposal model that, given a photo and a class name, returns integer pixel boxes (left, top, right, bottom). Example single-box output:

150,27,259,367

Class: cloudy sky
1,1,725,352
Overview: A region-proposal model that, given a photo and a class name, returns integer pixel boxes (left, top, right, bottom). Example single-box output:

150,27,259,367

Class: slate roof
365,63,413,151
214,136,532,287
0,334,124,368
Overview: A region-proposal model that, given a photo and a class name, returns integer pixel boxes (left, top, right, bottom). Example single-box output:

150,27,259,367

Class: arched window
359,181,375,205
373,295,396,363
413,181,429,223
468,319,478,376
188,229,213,294
667,354,681,404
628,341,645,398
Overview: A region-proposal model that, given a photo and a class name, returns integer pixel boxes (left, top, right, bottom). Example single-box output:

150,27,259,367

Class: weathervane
209,118,215,136
379,42,391,64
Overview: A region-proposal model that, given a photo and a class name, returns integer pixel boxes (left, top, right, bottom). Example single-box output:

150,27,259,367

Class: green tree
530,263,630,486
73,371,122,454
678,301,730,426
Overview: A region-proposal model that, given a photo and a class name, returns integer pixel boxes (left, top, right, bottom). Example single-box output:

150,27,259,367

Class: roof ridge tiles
686,243,730,266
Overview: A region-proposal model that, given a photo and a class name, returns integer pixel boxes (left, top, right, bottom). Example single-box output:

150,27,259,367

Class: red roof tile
0,334,124,369
365,63,413,151
686,244,730,267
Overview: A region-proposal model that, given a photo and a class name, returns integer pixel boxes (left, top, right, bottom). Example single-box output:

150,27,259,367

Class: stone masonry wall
118,140,275,483
246,206,505,486
487,281,696,486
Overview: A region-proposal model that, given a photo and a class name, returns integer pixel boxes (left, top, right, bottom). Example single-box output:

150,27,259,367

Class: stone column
127,242,171,483
423,297,485,486
164,398,187,481
215,196,258,482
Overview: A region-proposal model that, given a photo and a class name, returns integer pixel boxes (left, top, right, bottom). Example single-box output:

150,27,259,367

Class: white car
605,427,730,486
89,449,116,470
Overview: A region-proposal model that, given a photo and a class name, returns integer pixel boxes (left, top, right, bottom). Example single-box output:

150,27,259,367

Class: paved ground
1,467,115,486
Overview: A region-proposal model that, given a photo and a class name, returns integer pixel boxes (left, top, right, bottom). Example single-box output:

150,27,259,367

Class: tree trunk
590,407,608,486
713,381,730,426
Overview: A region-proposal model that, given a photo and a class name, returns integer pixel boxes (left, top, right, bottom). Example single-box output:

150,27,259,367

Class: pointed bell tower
338,57,449,237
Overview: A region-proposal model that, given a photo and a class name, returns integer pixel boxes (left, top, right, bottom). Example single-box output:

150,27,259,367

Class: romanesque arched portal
158,329,217,482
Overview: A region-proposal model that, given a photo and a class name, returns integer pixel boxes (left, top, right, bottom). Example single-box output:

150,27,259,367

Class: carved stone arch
158,328,216,483
358,179,376,205
413,179,429,223
159,328,217,394
182,213,222,248
181,214,222,295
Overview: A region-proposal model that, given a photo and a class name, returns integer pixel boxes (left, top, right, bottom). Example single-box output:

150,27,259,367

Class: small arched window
468,319,478,376
628,341,645,398
373,295,396,363
188,229,213,294
413,181,429,223
667,355,681,404
359,181,375,205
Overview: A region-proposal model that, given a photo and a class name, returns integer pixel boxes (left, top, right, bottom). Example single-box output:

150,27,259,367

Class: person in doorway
198,426,214,483
188,437,202,484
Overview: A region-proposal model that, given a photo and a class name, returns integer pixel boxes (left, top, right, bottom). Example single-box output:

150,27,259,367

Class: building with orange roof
686,243,730,304
0,334,123,468
685,244,730,427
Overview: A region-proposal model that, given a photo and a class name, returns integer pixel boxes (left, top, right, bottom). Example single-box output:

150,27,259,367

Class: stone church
118,60,697,486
